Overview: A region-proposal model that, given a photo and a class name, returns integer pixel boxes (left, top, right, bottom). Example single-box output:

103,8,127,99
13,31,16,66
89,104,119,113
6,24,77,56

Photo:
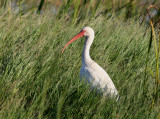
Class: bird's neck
82,36,94,66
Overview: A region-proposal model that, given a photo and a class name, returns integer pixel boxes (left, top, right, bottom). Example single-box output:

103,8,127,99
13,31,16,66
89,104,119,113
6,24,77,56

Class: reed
0,11,159,118
72,0,81,22
144,6,160,109
0,0,160,118
1,0,159,24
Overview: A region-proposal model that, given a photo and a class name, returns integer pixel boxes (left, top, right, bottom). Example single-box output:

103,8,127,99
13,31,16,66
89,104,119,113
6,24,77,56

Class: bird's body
80,59,118,97
62,27,118,97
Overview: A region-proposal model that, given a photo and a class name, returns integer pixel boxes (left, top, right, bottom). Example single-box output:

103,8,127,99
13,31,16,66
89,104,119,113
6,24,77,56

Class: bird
62,27,118,98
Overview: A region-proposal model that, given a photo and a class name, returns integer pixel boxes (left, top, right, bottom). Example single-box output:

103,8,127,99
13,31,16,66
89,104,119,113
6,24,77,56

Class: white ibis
62,27,118,98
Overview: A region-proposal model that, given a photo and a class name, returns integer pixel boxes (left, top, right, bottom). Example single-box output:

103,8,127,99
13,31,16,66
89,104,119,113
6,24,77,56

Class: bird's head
61,27,94,54
82,27,94,37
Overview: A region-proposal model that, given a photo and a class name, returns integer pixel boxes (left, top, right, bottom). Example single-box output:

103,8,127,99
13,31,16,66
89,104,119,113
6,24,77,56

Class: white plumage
62,27,118,98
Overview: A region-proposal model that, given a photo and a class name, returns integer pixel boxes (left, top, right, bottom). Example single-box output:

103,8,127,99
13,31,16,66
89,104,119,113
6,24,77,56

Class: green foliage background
0,11,159,118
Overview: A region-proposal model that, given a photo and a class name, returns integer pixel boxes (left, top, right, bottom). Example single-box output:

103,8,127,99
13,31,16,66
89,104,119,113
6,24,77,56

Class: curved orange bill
61,30,85,54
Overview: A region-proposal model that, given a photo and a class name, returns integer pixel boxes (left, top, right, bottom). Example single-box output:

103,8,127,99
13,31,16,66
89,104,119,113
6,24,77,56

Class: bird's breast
80,66,91,82
80,65,100,86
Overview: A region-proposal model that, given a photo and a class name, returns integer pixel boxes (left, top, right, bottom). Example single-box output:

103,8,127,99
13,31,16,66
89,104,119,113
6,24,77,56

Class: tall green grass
0,12,159,118
2,0,160,26
143,7,160,109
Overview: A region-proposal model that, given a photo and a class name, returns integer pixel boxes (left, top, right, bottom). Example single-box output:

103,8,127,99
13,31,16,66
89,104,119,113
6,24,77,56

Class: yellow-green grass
0,12,159,118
